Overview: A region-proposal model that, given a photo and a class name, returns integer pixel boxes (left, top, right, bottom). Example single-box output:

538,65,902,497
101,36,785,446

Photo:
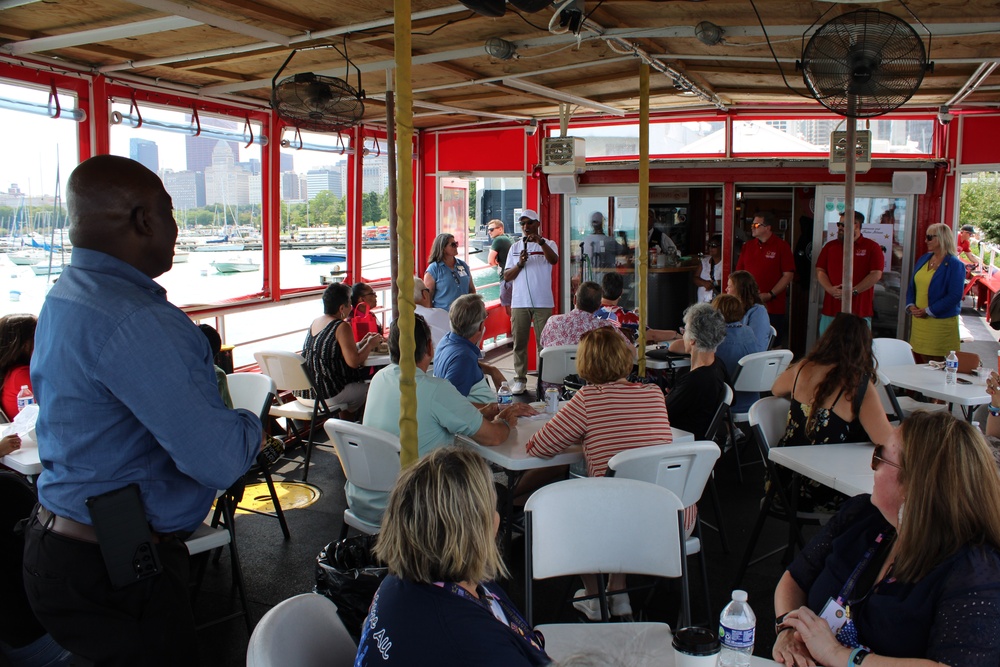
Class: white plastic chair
226,372,289,540
538,344,579,384
607,441,721,620
324,419,401,538
730,349,794,422
524,477,686,662
254,350,347,482
767,325,778,350
872,338,916,368
186,492,251,633
246,594,356,667
733,396,829,588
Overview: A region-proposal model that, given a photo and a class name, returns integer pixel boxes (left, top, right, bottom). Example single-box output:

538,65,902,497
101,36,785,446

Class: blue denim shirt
32,248,262,533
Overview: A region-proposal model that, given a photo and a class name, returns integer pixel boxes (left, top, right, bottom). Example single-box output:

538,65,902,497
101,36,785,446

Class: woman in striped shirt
526,326,675,619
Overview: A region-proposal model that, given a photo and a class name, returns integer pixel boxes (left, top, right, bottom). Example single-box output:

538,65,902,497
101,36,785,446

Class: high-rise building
129,138,159,173
280,153,294,173
162,170,205,209
362,155,389,194
281,172,304,201
205,141,251,206
306,167,343,199
185,116,239,173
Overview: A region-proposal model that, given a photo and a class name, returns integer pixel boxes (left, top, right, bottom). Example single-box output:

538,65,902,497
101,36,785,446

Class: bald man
23,155,262,665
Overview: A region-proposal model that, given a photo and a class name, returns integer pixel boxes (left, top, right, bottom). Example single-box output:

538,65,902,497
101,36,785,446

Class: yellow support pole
637,64,650,376
394,0,418,467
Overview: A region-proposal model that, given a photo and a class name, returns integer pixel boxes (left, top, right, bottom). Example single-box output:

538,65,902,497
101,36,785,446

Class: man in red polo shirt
815,210,884,336
736,211,795,345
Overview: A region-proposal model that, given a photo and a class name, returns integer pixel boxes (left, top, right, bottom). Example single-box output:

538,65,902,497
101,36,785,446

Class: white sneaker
572,589,602,621
609,592,633,618
510,379,527,395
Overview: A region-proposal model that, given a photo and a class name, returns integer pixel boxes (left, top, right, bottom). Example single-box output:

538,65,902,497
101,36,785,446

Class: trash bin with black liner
314,535,387,641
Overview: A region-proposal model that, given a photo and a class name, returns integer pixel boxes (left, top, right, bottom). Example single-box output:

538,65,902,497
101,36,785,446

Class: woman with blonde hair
356,446,549,666
424,232,475,312
906,222,965,362
527,325,673,620
774,410,1000,666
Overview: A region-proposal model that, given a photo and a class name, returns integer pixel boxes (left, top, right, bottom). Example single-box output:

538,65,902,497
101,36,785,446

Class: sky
0,80,348,199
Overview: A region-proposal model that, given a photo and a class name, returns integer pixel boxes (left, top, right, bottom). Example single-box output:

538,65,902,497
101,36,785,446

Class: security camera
937,105,954,126
525,119,538,137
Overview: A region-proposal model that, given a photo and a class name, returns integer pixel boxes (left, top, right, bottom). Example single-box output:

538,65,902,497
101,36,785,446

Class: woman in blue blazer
906,223,965,362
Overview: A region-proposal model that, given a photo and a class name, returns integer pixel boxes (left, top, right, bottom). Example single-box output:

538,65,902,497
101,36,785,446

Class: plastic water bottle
497,381,513,407
719,590,755,667
945,350,958,387
16,385,34,412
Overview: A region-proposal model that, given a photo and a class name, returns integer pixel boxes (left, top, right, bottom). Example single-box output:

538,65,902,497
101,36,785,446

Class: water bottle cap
731,590,748,602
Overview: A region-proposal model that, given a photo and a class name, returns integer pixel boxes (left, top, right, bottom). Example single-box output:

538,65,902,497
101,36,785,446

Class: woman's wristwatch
774,611,791,635
848,647,871,665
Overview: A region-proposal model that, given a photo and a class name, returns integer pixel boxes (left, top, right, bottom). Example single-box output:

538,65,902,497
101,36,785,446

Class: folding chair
226,372,290,540
699,386,734,552
767,325,778,350
324,419,400,539
538,344,579,399
871,340,948,418
524,478,686,663
607,441,721,621
253,350,347,482
247,594,356,667
186,490,252,634
732,397,830,589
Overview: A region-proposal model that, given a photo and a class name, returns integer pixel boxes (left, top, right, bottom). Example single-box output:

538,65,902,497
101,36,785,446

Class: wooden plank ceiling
1,0,998,129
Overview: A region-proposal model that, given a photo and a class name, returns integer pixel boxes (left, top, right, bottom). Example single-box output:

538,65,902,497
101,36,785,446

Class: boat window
0,80,81,316
109,102,265,307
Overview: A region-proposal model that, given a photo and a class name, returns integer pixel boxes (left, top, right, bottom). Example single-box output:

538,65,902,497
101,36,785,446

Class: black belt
34,506,191,544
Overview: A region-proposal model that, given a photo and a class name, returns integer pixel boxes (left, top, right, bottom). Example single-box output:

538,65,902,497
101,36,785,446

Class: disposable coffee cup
673,626,720,667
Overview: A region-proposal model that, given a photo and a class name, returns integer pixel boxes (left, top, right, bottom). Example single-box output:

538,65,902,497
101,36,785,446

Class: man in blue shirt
23,155,263,665
433,294,507,405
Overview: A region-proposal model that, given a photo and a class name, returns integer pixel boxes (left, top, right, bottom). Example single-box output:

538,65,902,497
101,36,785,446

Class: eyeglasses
362,292,377,299
836,223,845,228
487,227,496,232
871,445,902,471
926,234,937,241
752,222,766,229
708,243,720,248
449,242,459,247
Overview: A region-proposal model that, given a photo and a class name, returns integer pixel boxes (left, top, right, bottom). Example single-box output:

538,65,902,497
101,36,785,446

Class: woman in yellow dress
906,223,965,362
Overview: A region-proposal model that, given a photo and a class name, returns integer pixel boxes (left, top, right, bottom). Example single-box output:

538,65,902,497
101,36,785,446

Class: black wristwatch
852,648,871,665
774,611,791,634
852,288,859,296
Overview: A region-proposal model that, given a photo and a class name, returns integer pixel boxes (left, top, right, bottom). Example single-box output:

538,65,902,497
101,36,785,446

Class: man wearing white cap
503,209,559,395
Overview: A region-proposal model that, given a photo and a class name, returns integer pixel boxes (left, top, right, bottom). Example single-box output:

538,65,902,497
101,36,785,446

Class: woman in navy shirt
773,411,1000,667
356,446,549,667
424,233,475,312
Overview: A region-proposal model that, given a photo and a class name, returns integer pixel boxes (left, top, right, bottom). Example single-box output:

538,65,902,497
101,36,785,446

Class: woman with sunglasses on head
773,410,1000,667
906,223,965,363
424,233,476,312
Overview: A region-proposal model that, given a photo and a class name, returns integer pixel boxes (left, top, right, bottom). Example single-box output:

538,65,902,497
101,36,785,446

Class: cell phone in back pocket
85,484,162,589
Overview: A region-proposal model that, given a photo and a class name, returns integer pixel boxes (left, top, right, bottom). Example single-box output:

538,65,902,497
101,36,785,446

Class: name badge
819,598,848,634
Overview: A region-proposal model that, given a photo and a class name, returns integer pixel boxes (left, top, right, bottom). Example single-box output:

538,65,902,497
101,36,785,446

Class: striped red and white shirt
526,381,671,477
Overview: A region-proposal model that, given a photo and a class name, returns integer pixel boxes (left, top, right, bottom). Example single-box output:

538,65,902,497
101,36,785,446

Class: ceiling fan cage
270,44,366,133
800,8,929,119
272,73,364,132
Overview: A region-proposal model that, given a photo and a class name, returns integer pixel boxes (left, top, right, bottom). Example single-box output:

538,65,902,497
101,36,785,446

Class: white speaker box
547,174,578,194
892,171,928,195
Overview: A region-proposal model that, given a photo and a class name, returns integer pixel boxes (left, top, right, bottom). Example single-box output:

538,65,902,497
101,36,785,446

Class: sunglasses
871,445,901,471
449,242,459,247
487,227,497,232
836,223,845,228
926,234,937,241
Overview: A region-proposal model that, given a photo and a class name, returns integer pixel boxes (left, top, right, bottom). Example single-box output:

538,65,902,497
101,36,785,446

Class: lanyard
435,582,546,654
836,531,893,606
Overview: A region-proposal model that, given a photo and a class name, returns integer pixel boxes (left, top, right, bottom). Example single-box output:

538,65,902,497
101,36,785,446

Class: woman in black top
298,282,382,416
665,302,730,440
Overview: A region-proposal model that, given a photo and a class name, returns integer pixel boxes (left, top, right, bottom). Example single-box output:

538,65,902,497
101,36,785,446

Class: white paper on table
3,403,38,447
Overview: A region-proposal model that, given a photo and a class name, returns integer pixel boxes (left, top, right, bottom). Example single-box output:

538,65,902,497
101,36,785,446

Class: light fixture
485,37,518,61
695,21,723,46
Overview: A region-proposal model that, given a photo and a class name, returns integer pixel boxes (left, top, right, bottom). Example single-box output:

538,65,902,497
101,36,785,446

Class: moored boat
302,247,348,264
210,258,260,274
